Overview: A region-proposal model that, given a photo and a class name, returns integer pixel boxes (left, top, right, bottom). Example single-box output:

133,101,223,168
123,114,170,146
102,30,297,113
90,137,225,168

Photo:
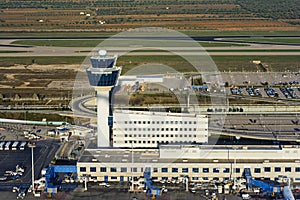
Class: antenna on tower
99,50,107,57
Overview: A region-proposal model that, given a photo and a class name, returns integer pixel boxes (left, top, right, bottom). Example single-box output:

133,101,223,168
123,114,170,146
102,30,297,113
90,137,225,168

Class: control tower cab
86,50,121,147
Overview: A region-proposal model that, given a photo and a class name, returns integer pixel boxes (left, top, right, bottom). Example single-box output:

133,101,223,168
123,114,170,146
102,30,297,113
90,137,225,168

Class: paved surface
0,39,300,57
0,139,60,188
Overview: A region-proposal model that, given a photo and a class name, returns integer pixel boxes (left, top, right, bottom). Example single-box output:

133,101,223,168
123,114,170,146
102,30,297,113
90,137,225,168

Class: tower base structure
96,87,113,147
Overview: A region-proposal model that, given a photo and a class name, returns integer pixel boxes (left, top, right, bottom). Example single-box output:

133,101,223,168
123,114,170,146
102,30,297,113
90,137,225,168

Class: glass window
162,168,168,173
223,168,230,173
125,121,127,124
203,177,209,181
192,177,198,180
295,167,300,172
111,176,117,180
275,167,281,172
80,167,86,172
192,168,199,173
254,168,261,173
182,168,188,173
264,167,271,172
172,168,178,173
203,168,209,173
213,168,219,173
234,168,240,173
110,167,117,172
153,168,158,173
90,167,96,172
285,167,292,172
121,167,127,172
131,167,137,172
100,167,106,172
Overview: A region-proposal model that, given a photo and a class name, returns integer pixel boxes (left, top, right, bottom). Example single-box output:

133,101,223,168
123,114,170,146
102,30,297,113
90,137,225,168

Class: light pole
28,142,36,195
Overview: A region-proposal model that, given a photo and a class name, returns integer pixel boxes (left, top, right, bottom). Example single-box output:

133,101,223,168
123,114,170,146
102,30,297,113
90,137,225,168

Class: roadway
71,94,300,142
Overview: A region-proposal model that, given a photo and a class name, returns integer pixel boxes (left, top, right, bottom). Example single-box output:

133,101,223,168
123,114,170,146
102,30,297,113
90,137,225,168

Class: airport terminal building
79,52,300,186
77,145,300,183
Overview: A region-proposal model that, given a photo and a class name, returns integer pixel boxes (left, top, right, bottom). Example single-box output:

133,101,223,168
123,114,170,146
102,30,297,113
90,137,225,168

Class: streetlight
28,142,36,195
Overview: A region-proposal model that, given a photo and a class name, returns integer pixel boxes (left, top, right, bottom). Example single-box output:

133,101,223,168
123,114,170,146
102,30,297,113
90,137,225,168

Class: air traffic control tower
86,50,121,147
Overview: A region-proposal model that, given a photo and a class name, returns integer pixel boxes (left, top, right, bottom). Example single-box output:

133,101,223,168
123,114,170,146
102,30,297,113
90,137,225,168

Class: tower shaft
96,87,112,147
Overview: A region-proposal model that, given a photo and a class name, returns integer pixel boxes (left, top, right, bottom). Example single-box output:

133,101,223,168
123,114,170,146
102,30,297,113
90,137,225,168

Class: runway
0,36,299,57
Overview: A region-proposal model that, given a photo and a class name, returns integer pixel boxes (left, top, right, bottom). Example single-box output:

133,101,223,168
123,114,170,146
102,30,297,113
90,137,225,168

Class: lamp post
28,142,36,195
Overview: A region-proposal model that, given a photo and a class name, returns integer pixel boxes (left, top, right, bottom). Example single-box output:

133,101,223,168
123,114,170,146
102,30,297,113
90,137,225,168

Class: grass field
0,55,299,73
12,40,104,47
0,50,31,53
1,30,300,38
181,30,300,37
117,55,300,73
0,56,85,66
11,40,248,47
228,37,300,44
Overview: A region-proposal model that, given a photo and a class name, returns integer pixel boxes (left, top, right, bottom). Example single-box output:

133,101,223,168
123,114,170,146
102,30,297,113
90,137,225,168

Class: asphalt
0,36,300,57
0,139,60,188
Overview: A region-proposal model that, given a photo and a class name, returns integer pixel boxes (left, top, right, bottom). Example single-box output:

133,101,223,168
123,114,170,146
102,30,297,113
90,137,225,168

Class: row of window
80,167,300,173
123,128,201,132
123,121,199,125
86,176,300,182
123,133,198,138
121,140,198,144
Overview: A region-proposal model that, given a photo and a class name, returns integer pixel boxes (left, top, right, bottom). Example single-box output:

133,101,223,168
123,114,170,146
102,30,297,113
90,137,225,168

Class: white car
242,193,251,199
99,182,110,187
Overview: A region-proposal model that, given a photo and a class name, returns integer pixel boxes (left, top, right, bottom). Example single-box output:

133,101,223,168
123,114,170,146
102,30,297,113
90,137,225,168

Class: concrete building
77,145,300,183
112,110,208,148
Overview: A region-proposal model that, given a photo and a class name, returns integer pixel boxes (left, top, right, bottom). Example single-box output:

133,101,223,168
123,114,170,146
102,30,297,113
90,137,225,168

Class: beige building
77,145,300,183
112,111,208,148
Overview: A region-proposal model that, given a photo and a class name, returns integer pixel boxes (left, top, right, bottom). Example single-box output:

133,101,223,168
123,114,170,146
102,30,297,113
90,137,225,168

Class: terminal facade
77,145,300,183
